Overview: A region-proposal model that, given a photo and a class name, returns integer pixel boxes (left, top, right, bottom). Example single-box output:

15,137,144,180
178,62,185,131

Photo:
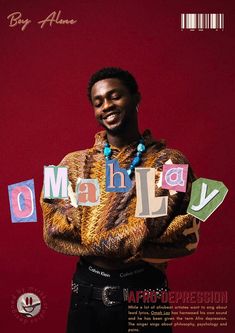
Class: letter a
76,179,100,206
162,164,188,192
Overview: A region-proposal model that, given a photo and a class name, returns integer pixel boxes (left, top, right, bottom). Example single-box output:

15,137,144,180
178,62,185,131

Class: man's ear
134,92,141,106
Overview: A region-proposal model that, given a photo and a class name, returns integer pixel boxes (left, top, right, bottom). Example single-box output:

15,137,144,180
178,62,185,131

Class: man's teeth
107,114,116,120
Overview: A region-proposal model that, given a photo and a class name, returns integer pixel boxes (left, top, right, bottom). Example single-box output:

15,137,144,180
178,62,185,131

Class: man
40,67,199,333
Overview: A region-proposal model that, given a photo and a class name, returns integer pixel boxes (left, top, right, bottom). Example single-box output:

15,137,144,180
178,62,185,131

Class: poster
1,0,234,332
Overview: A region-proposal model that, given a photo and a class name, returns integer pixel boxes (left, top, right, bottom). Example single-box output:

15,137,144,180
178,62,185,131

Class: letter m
43,166,68,199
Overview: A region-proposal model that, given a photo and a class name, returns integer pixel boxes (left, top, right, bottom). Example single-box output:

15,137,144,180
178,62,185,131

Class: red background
1,0,234,332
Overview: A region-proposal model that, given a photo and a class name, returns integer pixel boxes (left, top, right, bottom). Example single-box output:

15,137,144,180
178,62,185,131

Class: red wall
1,0,234,332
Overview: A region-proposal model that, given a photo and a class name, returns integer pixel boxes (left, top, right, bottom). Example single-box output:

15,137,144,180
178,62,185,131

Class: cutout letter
76,179,100,206
44,166,68,199
187,178,228,221
135,168,168,217
8,179,37,223
162,164,188,192
106,159,132,192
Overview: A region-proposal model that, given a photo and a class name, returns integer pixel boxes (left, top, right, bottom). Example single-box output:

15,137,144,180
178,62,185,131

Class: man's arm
40,193,84,255
142,214,200,261
40,152,85,256
141,149,200,262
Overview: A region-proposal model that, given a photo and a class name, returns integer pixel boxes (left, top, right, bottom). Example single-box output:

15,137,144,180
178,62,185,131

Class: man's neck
106,128,141,148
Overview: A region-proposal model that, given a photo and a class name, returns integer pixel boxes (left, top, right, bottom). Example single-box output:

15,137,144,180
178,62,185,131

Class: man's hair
87,67,139,102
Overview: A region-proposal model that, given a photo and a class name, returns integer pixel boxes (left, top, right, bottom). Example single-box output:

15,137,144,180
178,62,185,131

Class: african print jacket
40,130,200,265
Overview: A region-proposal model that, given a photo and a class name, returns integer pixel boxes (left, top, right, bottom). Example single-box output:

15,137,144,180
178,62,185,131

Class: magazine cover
1,1,233,332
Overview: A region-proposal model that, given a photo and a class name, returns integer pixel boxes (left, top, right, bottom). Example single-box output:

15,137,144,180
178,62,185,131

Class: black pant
66,258,172,333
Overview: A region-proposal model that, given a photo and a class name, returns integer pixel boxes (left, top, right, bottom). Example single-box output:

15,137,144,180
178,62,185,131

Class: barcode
181,13,224,30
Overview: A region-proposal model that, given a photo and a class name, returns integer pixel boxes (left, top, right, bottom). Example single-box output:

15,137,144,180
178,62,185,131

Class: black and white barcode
181,13,224,30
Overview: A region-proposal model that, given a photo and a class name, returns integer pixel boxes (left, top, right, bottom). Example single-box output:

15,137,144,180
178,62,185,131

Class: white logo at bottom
16,293,41,317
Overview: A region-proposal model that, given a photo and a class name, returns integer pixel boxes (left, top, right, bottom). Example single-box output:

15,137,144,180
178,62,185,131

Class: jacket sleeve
40,153,85,256
141,149,200,263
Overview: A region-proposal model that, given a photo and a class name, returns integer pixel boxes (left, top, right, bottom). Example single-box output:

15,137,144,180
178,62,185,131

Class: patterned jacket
40,130,200,267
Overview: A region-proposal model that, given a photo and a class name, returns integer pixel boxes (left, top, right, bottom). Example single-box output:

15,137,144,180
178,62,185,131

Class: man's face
91,78,139,134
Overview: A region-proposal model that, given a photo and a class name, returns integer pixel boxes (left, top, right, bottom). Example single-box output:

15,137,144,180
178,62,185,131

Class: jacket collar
93,129,164,153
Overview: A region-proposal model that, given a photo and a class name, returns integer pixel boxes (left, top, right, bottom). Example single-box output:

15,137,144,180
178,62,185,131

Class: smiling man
91,75,140,147
40,67,200,333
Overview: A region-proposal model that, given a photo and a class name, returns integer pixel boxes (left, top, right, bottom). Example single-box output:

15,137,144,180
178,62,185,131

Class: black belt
71,281,128,306
71,281,168,307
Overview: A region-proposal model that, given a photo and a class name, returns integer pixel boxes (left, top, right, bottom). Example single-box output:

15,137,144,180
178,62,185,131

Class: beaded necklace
103,138,146,176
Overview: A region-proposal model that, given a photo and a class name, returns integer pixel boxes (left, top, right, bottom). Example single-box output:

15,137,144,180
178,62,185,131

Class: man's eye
94,101,102,107
112,95,120,100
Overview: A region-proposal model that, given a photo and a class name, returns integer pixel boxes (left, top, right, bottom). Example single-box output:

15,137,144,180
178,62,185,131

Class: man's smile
102,111,121,125
91,78,140,134
102,111,120,119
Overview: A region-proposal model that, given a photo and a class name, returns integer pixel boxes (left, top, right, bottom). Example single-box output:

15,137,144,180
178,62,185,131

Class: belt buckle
102,286,121,307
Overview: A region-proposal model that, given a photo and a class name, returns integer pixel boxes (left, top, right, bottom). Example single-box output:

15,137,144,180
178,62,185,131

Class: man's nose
102,98,115,111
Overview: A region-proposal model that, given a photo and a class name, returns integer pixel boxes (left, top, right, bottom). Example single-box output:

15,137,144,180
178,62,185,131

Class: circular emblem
11,287,47,324
16,293,41,317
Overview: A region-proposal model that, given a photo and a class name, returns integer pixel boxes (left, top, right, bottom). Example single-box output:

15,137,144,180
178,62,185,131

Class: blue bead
137,151,142,157
137,143,146,152
104,147,112,157
127,169,132,176
132,156,141,166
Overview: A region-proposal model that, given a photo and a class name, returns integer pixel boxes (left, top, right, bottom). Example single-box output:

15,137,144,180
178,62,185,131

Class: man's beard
99,110,137,135
101,116,131,135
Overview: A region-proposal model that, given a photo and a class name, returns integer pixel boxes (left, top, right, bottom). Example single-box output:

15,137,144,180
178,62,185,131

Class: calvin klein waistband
78,257,150,279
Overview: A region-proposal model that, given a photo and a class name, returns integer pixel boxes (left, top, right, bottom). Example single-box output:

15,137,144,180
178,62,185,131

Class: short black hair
87,67,139,102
